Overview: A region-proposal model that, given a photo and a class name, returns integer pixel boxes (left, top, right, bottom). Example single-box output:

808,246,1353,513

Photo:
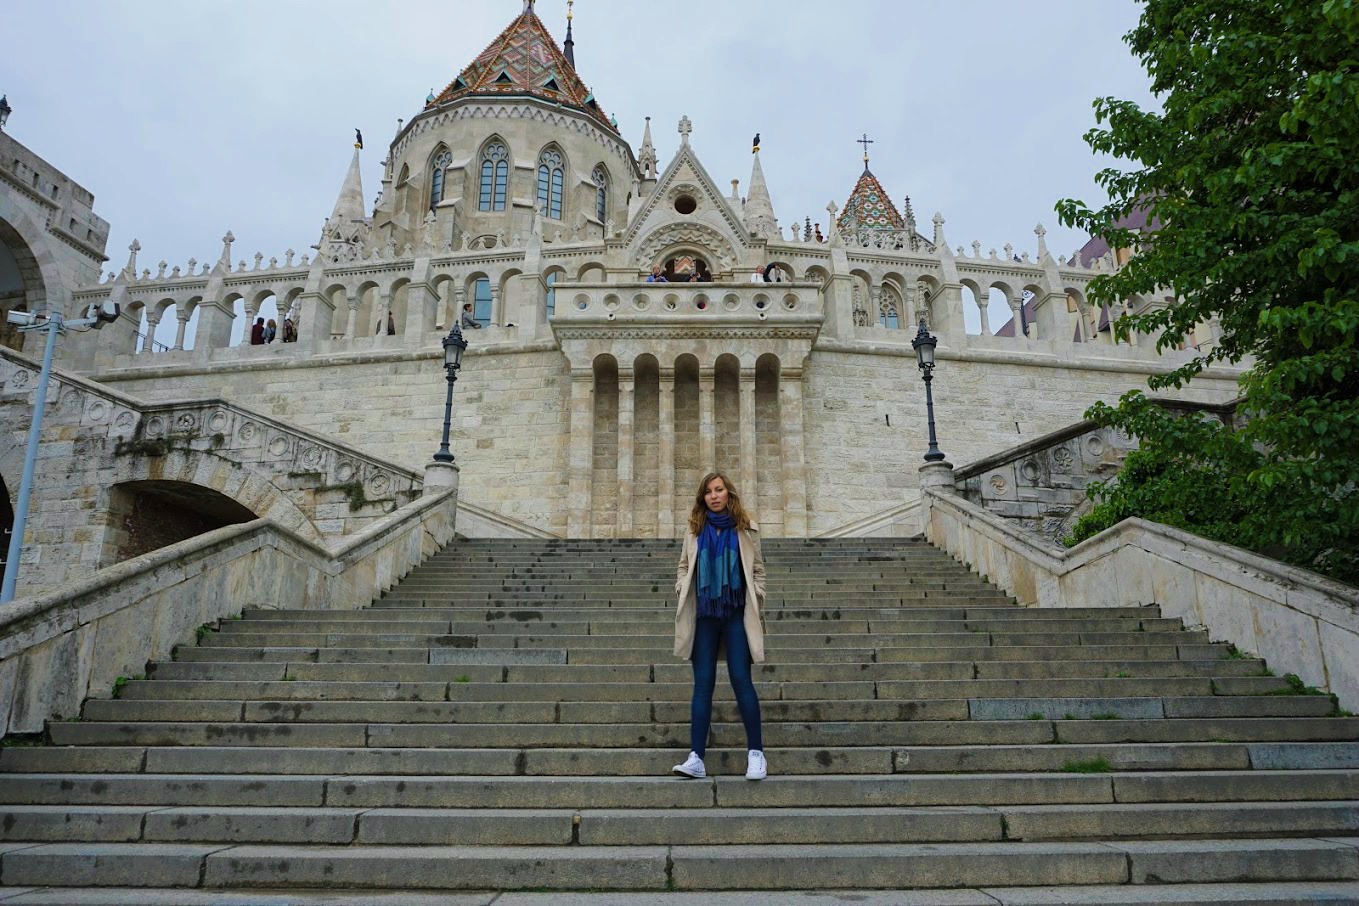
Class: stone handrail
0,487,459,736
550,281,824,328
953,398,1240,543
921,487,1359,709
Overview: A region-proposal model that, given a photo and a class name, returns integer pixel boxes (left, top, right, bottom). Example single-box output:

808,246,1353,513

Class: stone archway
0,213,47,351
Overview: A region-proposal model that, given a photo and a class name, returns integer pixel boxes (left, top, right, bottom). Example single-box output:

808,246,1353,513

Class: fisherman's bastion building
0,0,1242,594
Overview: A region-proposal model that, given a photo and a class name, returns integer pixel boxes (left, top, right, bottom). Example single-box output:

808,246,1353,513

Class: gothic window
592,166,608,222
429,150,452,209
479,142,508,212
537,147,565,220
545,271,558,321
879,300,899,330
472,277,492,327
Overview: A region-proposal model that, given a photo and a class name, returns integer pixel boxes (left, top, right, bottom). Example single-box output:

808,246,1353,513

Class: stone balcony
548,281,824,337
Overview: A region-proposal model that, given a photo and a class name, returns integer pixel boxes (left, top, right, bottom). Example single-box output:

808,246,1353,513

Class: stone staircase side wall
0,487,458,736
922,487,1359,710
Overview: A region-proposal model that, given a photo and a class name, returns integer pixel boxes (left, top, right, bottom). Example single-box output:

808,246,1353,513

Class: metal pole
432,368,458,463
921,367,945,463
2,313,61,603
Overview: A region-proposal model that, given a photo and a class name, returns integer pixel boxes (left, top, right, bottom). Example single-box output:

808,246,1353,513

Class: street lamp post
0,95,11,130
432,322,468,464
911,317,946,463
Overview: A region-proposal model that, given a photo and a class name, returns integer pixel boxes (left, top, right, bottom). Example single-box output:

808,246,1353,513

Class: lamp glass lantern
912,319,937,369
442,323,467,370
0,96,11,129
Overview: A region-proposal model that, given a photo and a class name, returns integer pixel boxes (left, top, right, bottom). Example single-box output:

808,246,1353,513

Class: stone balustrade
550,281,824,328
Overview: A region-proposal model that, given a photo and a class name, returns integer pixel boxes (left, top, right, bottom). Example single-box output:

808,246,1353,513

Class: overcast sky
2,0,1153,342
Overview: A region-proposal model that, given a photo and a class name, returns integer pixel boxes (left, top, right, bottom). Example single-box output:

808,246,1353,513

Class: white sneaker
745,749,768,781
672,751,706,778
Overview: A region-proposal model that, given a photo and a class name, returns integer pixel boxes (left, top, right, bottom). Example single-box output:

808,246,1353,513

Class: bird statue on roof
354,129,363,150
752,133,761,153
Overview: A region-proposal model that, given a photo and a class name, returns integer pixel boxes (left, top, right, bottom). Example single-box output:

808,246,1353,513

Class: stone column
566,370,595,539
453,287,467,330
903,284,917,328
657,368,676,538
739,367,757,513
435,281,450,330
698,367,715,472
172,310,190,350
490,284,502,327
779,373,809,537
373,288,391,337
238,300,258,346
193,300,235,361
1010,296,1027,339
343,291,359,340
976,295,991,336
616,369,635,538
141,312,161,354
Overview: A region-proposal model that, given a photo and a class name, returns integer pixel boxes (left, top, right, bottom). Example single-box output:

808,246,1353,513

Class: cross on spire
858,133,874,169
678,115,692,145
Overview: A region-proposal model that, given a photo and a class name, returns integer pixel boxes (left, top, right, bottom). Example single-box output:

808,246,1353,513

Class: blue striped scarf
696,511,745,619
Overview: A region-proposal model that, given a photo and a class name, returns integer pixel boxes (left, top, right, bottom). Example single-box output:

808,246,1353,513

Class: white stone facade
2,5,1244,540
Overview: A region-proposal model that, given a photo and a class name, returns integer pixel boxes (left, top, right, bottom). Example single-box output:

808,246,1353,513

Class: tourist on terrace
647,265,668,283
461,302,481,329
249,317,265,345
282,318,297,343
749,265,767,283
673,471,768,782
687,272,704,283
263,319,277,343
386,311,397,336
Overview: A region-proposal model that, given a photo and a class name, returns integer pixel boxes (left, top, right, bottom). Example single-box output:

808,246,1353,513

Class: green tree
1057,0,1359,581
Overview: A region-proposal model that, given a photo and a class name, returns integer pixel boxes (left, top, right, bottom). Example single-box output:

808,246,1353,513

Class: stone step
12,741,1359,778
46,717,1359,749
4,882,1358,905
167,642,1236,666
5,801,1357,847
219,617,1184,636
242,605,1160,621
144,657,1271,685
5,771,1356,810
112,676,1292,704
2,839,1356,891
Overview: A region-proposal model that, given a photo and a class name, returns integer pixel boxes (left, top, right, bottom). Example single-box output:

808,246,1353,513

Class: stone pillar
435,281,450,330
374,288,391,337
1034,290,1070,344
698,367,715,472
423,460,460,494
657,368,676,538
616,370,635,538
779,373,809,536
903,284,917,328
567,370,595,539
739,367,757,514
343,291,359,340
172,310,190,350
870,286,883,328
977,294,991,336
490,284,502,327
141,312,161,354
919,460,956,493
1010,296,1027,339
404,281,438,345
238,300,258,346
193,300,235,361
454,287,467,330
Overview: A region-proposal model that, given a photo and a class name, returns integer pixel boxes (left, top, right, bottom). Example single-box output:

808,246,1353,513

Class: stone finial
156,260,168,279
1035,223,1049,258
678,115,692,145
971,240,981,258
269,256,278,269
731,179,740,202
285,249,295,267
253,252,264,270
220,231,235,266
1004,242,1014,260
932,213,946,247
125,239,141,276
187,258,197,274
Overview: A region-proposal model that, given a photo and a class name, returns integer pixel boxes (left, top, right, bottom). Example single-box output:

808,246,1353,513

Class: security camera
84,300,121,328
4,310,34,327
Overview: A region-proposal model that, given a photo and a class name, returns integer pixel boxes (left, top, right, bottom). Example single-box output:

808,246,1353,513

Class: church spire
743,144,779,241
639,116,657,180
328,145,366,228
563,0,575,67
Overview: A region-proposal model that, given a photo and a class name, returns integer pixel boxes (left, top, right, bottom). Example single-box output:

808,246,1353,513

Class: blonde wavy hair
687,471,754,535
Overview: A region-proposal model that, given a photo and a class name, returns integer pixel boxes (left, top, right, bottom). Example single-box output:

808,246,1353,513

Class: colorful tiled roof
838,166,906,232
427,5,615,133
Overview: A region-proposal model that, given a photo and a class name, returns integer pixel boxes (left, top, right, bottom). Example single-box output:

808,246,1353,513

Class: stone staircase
1,537,1357,903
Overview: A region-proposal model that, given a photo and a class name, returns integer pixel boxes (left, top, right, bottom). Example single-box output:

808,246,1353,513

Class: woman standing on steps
672,471,769,781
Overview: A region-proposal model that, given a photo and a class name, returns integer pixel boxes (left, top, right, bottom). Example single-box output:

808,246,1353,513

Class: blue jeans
689,613,763,757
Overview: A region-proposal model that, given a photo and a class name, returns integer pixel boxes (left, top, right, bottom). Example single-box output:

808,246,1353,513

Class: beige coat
673,521,767,663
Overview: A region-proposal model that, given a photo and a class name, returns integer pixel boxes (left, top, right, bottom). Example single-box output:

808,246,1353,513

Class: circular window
674,194,698,215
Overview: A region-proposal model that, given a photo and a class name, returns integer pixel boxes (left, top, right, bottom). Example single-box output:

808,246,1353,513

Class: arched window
879,300,899,330
472,277,492,327
545,271,558,321
479,142,508,212
429,150,452,209
592,166,608,222
537,148,564,220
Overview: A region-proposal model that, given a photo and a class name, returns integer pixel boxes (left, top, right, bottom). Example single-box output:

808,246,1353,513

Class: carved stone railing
953,399,1240,544
549,281,824,329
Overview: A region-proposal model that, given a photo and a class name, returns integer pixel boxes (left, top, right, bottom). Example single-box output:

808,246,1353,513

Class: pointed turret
563,0,575,67
837,165,906,236
743,148,779,241
318,146,371,263
428,1,615,133
639,116,657,180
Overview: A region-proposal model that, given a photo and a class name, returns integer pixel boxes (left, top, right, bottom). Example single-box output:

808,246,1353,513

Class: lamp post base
918,460,956,494
423,460,460,496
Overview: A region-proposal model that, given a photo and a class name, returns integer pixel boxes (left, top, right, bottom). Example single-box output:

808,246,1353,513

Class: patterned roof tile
838,166,905,232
